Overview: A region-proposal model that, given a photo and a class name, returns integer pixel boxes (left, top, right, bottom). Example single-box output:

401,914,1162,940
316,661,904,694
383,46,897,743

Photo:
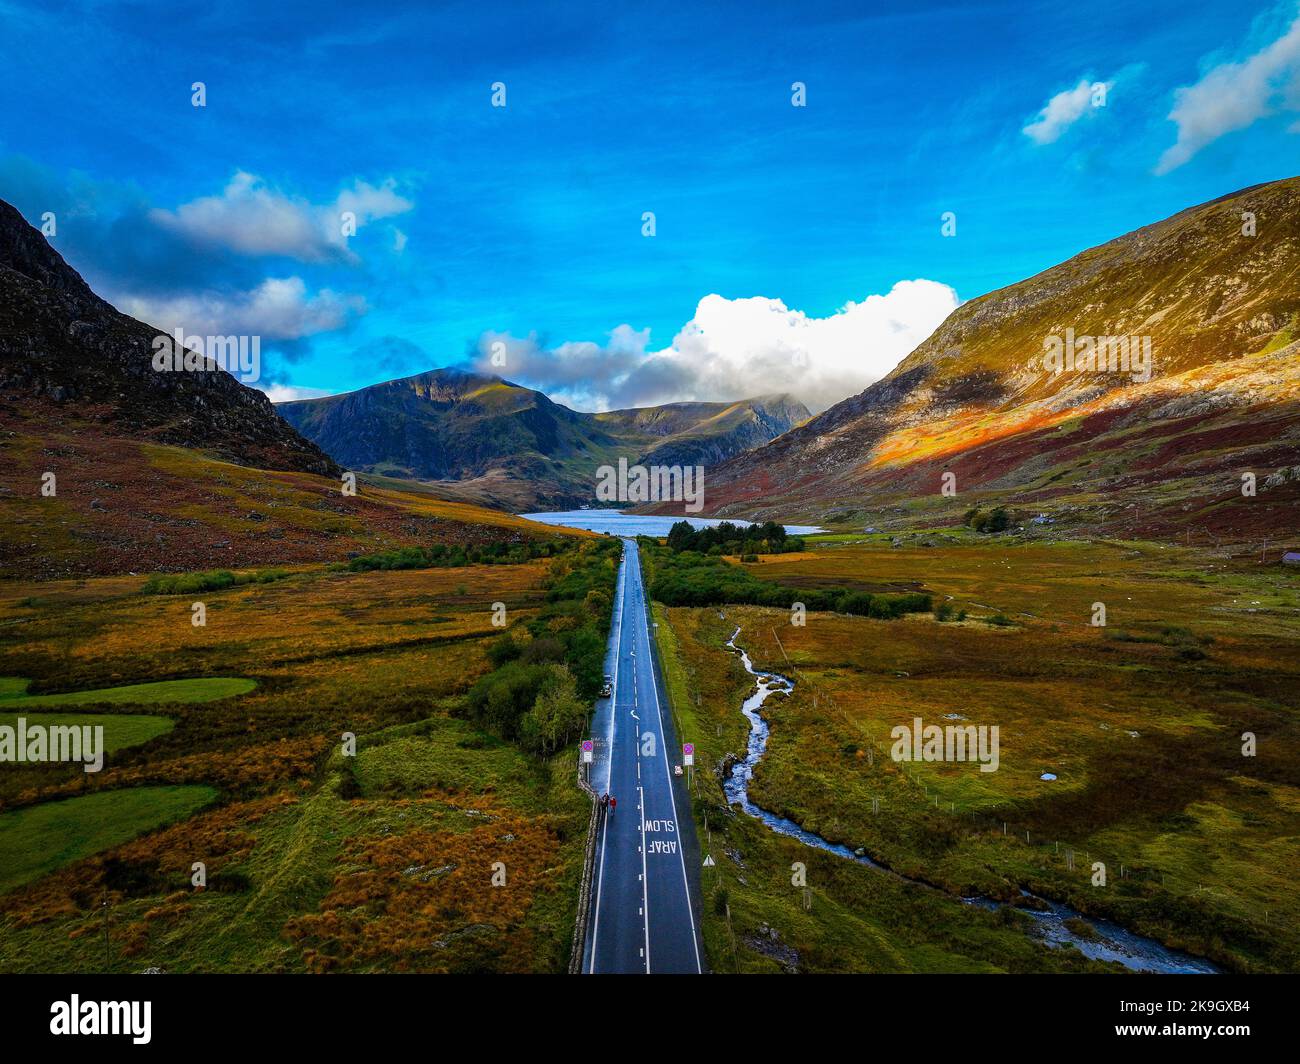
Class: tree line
459,539,620,756
645,546,931,618
665,519,805,557
346,538,575,572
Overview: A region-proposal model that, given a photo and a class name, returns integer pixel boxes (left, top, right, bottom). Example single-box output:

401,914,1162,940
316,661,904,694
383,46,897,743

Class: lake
519,508,825,537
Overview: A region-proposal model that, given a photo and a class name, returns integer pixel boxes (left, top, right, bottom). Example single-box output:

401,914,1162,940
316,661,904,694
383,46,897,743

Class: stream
719,626,1219,974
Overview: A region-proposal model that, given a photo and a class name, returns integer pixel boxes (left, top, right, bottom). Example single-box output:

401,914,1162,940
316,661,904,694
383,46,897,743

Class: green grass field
0,677,256,707
0,712,174,757
0,786,217,894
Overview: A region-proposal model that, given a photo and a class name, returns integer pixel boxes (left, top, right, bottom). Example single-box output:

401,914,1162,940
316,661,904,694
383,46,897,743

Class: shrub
646,548,929,621
964,507,1010,534
521,636,565,665
347,538,573,572
665,519,795,557
142,569,290,594
486,634,522,668
518,665,587,756
462,539,621,751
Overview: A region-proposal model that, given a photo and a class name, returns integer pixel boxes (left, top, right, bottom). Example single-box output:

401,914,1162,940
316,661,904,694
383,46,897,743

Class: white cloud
260,383,337,403
149,172,413,262
472,280,959,414
1156,15,1300,173
1023,78,1112,144
335,179,412,226
117,277,366,340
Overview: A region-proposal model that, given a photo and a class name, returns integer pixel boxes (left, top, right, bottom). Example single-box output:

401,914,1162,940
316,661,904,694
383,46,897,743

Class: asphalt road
583,538,704,974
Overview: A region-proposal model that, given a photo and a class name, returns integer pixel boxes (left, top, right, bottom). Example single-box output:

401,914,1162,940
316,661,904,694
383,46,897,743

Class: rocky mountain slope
278,369,808,510
668,178,1300,542
0,198,337,477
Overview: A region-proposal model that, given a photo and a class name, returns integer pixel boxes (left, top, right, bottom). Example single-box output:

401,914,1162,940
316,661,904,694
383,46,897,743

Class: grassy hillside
0,403,587,579
682,178,1300,541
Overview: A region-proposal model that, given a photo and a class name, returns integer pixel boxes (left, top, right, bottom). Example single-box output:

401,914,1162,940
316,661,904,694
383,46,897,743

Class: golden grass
664,537,1300,971
0,553,590,973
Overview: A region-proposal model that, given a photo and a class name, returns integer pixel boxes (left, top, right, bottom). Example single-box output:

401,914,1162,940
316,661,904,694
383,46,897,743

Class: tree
523,665,588,755
583,587,611,617
666,520,695,552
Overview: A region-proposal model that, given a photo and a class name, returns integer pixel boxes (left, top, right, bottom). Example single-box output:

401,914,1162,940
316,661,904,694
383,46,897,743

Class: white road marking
587,543,629,973
639,781,649,973
637,546,704,975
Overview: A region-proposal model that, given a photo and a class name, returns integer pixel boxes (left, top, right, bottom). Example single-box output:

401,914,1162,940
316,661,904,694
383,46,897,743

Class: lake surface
519,508,825,536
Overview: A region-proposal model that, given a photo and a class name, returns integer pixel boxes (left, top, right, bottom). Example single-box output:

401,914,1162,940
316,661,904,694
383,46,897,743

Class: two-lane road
583,538,703,974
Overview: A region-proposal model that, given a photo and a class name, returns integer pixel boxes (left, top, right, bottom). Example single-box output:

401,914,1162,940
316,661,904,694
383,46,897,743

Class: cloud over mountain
118,277,366,345
471,280,958,414
1023,77,1113,144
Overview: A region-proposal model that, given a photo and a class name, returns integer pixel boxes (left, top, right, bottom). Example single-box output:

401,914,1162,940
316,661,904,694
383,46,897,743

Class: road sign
682,742,694,767
581,740,594,764
703,854,715,867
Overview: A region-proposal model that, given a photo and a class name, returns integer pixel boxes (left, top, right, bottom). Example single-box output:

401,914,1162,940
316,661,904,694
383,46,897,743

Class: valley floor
0,559,588,973
651,536,1300,973
0,531,1295,973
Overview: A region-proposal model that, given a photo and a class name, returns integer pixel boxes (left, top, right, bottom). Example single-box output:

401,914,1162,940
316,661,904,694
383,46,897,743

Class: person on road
608,795,616,816
600,792,609,812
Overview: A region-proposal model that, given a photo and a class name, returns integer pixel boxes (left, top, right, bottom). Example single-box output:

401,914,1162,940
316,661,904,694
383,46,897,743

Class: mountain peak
0,199,99,302
278,373,809,510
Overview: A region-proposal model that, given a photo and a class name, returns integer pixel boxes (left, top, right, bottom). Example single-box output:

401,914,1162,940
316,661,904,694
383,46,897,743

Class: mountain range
3,174,1298,572
277,371,809,511
0,199,572,577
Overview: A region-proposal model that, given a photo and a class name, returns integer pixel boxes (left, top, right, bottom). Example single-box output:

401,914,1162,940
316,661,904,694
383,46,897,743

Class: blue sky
2,0,1298,411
